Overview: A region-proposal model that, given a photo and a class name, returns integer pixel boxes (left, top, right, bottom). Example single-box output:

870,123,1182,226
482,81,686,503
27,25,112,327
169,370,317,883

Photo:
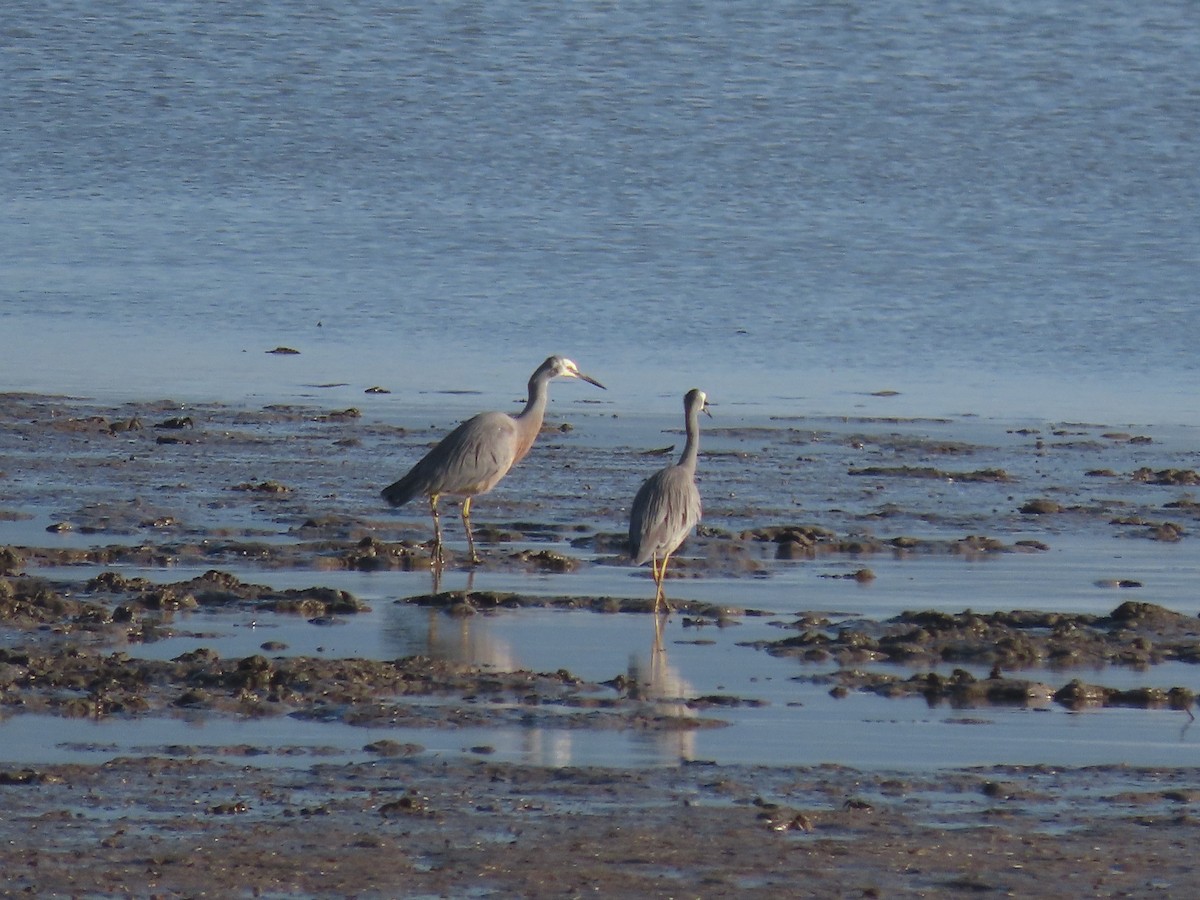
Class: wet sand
4,755,1200,897
2,391,1200,896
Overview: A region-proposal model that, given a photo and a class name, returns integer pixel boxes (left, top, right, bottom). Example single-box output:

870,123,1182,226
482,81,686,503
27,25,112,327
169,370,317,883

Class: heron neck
678,406,701,472
511,371,553,464
516,371,552,426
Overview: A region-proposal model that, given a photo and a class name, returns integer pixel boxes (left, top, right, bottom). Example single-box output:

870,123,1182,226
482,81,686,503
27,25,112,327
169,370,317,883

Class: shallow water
2,389,1200,771
4,650,1198,772
9,531,1200,771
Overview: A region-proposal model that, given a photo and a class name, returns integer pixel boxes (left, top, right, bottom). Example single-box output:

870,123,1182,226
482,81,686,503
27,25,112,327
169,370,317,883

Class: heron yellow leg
649,555,662,609
653,552,673,615
429,493,445,567
462,496,480,565
661,551,674,613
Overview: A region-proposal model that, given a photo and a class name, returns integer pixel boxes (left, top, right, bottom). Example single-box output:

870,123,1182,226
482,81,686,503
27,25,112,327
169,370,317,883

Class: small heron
629,388,710,614
381,356,605,566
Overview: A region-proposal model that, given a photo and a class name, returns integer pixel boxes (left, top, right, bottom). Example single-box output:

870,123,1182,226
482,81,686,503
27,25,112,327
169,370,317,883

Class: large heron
381,356,605,566
629,388,709,613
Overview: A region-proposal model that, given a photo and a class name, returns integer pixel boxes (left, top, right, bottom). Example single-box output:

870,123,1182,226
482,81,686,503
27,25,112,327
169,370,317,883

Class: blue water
2,1,1198,422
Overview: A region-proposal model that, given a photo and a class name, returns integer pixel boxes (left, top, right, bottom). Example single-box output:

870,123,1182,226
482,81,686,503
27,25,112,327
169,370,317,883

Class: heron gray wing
422,411,520,497
629,465,701,566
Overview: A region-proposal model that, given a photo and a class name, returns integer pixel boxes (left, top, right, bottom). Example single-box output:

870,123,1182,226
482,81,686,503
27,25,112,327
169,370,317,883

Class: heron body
382,356,605,565
629,389,709,613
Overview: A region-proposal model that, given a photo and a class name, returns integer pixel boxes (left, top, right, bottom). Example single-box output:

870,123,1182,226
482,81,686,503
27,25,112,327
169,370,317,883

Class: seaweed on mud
0,645,618,724
753,602,1200,671
847,466,1012,482
763,601,1200,710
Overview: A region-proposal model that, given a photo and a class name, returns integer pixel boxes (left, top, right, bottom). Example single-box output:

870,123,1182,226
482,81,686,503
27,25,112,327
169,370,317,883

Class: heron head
685,388,712,418
543,356,606,390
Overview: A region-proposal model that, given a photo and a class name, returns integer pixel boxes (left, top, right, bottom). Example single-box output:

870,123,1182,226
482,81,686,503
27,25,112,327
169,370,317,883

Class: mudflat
2,392,1199,897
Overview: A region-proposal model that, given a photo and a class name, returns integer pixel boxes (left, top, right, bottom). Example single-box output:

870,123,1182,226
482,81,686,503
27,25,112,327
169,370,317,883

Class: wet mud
2,756,1200,897
3,392,1200,895
753,601,1200,711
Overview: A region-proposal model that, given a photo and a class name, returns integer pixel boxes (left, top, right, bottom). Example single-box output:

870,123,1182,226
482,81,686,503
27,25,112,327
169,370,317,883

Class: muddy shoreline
4,755,1200,897
3,391,1200,895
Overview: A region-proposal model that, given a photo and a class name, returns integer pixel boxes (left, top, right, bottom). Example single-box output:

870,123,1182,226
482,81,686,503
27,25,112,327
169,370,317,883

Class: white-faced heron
382,355,605,565
629,388,709,613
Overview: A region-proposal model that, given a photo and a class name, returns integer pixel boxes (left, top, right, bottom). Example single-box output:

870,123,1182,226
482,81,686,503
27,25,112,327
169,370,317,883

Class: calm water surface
2,1,1198,422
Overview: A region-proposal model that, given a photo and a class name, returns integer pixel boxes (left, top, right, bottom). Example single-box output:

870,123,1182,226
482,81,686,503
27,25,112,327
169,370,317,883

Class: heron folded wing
630,466,700,565
433,412,520,496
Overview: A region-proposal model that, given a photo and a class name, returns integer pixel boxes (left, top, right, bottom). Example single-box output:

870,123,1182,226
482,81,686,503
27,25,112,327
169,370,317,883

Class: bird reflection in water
383,596,700,766
622,627,698,763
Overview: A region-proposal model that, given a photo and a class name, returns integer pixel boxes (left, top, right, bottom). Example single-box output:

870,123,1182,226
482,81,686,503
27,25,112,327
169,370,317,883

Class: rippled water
3,1,1199,422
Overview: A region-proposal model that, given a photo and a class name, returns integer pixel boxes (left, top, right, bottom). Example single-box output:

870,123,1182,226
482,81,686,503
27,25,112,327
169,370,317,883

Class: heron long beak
576,371,606,390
